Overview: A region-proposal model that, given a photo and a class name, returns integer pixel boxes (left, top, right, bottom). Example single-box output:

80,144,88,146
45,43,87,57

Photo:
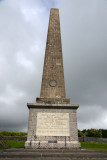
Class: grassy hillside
0,131,27,136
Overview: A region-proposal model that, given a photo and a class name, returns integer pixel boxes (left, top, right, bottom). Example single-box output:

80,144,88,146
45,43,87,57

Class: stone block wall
25,106,80,149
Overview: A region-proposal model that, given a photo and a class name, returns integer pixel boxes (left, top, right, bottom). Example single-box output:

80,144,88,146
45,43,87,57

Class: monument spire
40,8,66,99
25,8,80,149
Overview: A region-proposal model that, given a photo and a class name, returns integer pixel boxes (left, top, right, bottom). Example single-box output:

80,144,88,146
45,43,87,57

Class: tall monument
25,8,80,149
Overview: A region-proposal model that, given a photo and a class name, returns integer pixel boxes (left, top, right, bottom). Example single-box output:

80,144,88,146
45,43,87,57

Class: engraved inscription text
36,113,70,136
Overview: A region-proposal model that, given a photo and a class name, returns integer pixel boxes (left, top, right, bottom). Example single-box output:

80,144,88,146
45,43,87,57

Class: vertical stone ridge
40,8,67,100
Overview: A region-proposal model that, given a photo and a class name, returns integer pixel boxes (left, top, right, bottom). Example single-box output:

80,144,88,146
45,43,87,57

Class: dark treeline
78,129,107,138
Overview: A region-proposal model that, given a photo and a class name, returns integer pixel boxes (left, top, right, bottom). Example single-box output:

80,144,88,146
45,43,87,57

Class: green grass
81,142,107,151
0,141,107,151
0,140,25,150
0,131,27,136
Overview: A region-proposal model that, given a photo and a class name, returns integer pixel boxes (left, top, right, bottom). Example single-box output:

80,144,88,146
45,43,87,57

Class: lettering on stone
36,113,70,136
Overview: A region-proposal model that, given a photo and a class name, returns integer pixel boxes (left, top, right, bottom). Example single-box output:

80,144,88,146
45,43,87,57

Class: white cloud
16,51,34,70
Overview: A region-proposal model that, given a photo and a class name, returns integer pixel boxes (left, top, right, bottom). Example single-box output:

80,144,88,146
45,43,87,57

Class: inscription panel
36,113,70,136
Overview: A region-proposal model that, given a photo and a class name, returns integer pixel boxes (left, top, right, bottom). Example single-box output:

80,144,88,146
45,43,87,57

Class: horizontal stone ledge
36,97,70,104
27,103,79,109
26,141,79,144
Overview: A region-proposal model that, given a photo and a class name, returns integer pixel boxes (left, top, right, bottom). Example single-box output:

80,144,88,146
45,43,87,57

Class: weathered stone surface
40,8,66,100
25,107,80,149
25,8,80,149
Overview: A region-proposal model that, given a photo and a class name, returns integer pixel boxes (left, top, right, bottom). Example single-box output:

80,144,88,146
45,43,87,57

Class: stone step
0,149,107,159
1,148,104,152
0,158,106,160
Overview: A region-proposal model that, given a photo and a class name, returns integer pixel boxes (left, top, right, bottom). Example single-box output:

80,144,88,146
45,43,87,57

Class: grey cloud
0,0,107,131
56,0,107,129
78,105,107,129
0,0,49,131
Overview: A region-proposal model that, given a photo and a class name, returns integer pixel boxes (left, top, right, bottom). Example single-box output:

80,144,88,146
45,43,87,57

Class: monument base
25,140,80,149
25,103,80,149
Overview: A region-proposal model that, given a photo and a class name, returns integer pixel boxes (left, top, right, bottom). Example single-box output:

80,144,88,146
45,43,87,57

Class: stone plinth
25,103,80,149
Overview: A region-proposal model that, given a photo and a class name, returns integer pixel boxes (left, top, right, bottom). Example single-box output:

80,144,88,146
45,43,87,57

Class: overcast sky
0,0,107,132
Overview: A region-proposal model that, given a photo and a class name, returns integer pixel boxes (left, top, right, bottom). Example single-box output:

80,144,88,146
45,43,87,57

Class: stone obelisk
36,8,69,104
25,8,80,149
40,8,65,100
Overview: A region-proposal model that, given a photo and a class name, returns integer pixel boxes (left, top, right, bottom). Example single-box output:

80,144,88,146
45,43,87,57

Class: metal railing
79,137,107,143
